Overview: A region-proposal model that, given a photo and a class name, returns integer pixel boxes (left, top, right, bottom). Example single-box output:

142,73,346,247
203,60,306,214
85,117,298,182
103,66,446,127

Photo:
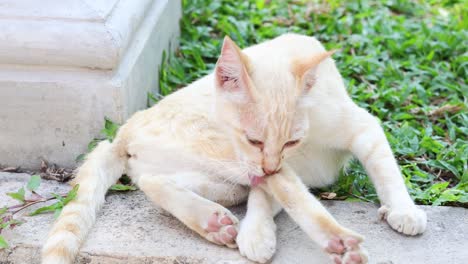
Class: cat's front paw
378,205,427,235
237,218,277,263
326,235,368,264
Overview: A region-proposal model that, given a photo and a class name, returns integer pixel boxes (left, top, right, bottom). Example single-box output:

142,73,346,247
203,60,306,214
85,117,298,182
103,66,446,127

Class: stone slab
0,172,466,264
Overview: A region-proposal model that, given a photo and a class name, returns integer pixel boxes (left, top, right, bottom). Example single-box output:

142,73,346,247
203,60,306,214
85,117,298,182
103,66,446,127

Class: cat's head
214,36,334,186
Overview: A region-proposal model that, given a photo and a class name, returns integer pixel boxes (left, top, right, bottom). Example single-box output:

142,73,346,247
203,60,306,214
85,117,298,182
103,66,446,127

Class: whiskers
199,157,254,203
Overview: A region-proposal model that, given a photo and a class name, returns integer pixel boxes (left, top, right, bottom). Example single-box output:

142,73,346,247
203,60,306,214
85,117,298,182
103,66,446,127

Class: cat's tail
41,139,126,264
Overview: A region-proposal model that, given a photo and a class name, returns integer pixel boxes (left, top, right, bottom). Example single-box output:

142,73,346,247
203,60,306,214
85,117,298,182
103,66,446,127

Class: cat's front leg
136,173,239,248
237,187,281,263
264,165,368,264
346,108,427,235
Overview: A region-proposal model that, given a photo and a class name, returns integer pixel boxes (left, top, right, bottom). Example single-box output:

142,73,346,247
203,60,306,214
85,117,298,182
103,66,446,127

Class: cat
41,34,427,264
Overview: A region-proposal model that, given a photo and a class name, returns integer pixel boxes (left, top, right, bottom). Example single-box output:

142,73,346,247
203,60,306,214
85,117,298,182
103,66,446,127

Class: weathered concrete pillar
0,0,182,169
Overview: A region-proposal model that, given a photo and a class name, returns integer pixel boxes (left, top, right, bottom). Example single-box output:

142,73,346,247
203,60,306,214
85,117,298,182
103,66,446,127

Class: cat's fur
42,34,427,264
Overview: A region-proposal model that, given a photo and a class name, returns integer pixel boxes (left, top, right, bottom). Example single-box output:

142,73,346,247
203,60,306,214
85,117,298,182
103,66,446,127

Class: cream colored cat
41,34,427,264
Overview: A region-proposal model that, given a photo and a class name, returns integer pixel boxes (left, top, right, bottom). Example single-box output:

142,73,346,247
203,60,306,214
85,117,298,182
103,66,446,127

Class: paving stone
0,172,466,263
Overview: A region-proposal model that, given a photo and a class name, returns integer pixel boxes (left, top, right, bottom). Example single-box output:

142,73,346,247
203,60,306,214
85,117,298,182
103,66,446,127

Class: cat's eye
247,137,264,148
284,139,300,148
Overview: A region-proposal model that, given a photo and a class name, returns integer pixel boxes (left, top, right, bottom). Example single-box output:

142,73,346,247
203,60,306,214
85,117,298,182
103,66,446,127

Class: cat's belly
125,136,250,205
287,145,352,188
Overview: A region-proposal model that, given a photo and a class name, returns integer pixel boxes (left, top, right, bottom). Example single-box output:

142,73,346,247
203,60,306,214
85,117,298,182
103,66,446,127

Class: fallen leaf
2,167,19,172
320,192,337,200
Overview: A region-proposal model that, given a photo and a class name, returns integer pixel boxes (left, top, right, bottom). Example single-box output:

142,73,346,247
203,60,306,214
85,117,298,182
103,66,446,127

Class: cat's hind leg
136,173,240,248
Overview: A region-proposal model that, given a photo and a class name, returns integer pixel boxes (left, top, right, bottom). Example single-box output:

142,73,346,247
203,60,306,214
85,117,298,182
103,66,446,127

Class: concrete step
0,0,181,169
0,172,466,264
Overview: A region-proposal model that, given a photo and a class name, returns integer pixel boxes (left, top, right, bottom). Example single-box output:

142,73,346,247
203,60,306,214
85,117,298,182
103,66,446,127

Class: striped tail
42,140,126,264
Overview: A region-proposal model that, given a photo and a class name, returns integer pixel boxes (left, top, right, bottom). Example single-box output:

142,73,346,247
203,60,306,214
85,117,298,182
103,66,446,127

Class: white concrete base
0,0,181,169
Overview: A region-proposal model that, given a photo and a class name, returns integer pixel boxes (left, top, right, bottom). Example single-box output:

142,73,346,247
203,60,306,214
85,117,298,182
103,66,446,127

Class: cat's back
243,33,327,59
120,74,237,160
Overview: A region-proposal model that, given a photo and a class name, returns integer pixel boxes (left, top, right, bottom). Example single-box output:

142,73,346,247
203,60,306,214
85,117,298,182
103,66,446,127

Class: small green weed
76,117,121,162
77,118,136,192
0,176,79,248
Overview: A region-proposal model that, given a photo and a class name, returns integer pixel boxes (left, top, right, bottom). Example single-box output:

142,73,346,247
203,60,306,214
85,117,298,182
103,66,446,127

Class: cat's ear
215,36,254,103
292,50,336,94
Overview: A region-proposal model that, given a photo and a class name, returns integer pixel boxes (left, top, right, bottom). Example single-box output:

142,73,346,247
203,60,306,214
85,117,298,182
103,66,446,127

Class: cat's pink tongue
249,175,265,187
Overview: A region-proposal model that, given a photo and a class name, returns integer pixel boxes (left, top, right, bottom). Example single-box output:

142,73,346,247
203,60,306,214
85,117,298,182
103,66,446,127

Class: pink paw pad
326,236,367,264
205,212,238,248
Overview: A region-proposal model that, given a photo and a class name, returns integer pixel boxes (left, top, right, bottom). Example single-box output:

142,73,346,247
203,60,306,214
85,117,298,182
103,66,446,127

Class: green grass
154,0,468,206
